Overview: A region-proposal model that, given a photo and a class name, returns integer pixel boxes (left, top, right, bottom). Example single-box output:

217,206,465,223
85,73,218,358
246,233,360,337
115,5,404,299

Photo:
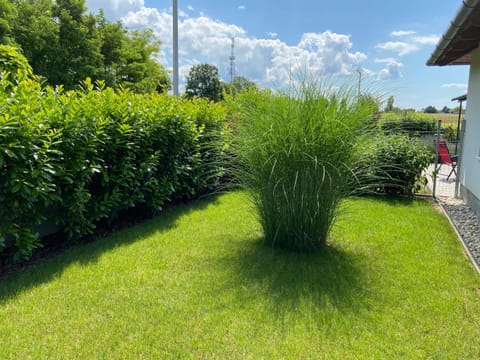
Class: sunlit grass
1,191,479,358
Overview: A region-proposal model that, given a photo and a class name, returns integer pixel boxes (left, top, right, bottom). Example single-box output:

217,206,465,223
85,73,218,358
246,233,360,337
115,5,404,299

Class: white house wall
462,48,480,205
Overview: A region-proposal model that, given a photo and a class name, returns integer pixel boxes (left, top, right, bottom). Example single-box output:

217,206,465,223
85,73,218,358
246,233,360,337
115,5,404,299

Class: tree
0,0,15,45
9,0,58,81
424,105,438,113
52,0,103,88
441,106,450,113
222,75,257,95
9,0,102,88
384,96,394,112
6,0,170,92
97,13,124,87
185,64,222,101
115,29,170,93
450,106,461,114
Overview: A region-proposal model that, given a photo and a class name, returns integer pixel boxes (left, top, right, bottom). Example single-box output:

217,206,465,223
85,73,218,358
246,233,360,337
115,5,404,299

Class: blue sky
85,0,469,110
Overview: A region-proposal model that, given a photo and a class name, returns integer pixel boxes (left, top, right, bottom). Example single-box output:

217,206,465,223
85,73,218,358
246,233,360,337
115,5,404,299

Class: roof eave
427,0,480,66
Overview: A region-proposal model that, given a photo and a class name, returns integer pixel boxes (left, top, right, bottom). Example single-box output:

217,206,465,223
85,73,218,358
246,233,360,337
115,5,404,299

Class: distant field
420,112,463,126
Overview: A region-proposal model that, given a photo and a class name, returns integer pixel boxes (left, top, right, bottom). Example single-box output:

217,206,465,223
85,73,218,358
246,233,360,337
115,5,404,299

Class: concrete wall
461,48,480,214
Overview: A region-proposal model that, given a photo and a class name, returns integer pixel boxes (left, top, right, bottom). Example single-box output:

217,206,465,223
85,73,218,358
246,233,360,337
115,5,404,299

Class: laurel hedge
0,75,226,263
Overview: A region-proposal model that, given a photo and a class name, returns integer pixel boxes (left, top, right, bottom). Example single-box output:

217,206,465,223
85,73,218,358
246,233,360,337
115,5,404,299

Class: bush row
378,112,436,134
0,76,226,263
355,134,433,196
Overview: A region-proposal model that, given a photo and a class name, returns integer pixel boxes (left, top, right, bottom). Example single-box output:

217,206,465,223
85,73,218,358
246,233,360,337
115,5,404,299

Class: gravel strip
439,197,480,270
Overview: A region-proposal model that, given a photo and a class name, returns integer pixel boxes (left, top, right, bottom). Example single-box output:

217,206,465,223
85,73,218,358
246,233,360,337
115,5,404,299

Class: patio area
425,163,457,198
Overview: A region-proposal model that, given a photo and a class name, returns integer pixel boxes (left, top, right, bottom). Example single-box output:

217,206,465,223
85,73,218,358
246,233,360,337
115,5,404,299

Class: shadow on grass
225,239,371,318
0,194,221,305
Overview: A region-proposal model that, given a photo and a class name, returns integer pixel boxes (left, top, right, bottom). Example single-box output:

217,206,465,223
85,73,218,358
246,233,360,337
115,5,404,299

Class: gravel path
439,197,480,271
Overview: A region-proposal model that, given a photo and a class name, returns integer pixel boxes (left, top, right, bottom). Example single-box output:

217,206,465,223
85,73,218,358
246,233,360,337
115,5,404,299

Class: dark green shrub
443,125,457,143
0,77,226,263
0,78,63,262
355,134,433,196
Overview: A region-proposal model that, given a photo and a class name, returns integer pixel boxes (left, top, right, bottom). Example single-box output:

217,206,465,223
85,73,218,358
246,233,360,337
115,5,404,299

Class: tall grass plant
230,79,377,251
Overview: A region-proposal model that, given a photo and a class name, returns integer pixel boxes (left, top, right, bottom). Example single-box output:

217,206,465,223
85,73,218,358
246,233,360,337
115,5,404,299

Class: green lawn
1,191,480,358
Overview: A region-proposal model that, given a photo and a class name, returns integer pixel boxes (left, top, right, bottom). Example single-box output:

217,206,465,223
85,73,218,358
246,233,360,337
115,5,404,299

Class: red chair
434,140,457,180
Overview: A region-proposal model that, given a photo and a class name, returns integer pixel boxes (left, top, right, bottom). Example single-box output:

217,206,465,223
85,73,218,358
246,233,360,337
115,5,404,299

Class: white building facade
428,0,480,216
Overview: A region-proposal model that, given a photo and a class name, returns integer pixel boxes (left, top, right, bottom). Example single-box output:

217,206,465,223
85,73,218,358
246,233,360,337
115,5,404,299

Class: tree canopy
1,0,169,92
222,76,258,95
384,96,394,112
423,105,438,114
185,64,222,102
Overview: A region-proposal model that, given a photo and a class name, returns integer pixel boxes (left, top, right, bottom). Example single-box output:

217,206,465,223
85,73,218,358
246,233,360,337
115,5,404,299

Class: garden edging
437,198,480,274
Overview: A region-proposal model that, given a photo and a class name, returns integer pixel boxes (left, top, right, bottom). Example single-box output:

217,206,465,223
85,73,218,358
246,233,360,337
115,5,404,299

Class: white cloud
441,83,467,90
391,30,416,37
375,58,403,80
412,35,440,45
238,5,246,10
187,5,194,12
374,57,401,64
120,8,367,89
376,31,440,57
375,41,418,56
267,32,278,38
85,0,144,19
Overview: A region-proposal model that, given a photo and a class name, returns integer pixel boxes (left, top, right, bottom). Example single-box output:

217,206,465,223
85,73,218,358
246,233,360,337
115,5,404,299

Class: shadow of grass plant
230,80,377,251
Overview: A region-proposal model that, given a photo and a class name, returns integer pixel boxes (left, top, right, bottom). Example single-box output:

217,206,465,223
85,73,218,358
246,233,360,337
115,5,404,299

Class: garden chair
434,139,457,180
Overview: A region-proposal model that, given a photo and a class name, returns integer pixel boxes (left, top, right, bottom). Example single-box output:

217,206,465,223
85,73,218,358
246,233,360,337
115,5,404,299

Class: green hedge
0,77,226,263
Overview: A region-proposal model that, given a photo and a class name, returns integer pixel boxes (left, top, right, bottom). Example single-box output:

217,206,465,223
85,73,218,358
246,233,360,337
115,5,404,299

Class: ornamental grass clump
231,81,376,251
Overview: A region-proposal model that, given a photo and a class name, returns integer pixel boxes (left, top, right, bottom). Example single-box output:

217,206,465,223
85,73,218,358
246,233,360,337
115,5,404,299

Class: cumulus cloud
120,7,367,89
375,41,418,56
238,5,246,10
441,83,467,90
375,58,403,80
267,32,278,38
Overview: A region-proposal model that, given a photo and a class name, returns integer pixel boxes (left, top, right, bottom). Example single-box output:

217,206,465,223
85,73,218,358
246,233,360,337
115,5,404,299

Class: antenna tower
229,37,236,82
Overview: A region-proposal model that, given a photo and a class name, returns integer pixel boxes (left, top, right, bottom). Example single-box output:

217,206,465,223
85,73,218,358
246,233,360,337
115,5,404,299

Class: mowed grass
1,191,480,358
